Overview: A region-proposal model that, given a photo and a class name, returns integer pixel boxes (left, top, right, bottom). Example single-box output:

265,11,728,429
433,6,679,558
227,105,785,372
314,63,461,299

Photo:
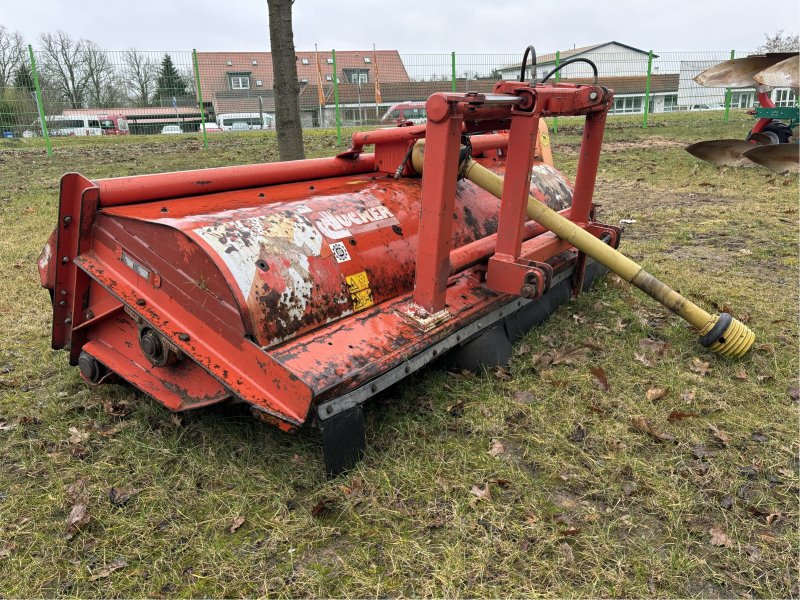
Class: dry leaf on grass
590,367,610,392
446,400,465,416
631,417,675,442
681,390,696,402
108,487,134,507
470,483,492,501
746,506,781,525
734,368,748,381
568,423,587,443
639,338,669,355
552,347,589,366
228,516,245,533
310,497,337,518
493,366,512,381
513,390,537,404
646,387,669,402
488,440,506,457
559,542,575,565
708,423,730,446
65,503,90,539
634,352,654,368
68,427,89,444
89,558,127,580
709,527,734,548
0,542,16,558
66,479,89,503
689,358,711,375
103,400,129,418
0,420,14,432
788,386,800,402
667,410,698,422
581,338,604,351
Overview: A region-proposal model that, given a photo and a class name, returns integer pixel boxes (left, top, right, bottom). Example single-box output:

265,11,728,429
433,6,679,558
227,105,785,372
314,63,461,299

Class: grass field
0,112,798,597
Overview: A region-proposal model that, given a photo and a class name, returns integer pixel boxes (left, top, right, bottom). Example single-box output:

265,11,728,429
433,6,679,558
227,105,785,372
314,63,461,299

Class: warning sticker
345,270,374,312
329,241,351,263
540,133,550,146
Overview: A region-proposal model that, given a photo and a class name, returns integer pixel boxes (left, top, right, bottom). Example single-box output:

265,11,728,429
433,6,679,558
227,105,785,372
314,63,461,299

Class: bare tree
123,49,158,106
38,31,89,108
84,41,120,106
267,0,305,160
0,25,25,90
758,30,800,52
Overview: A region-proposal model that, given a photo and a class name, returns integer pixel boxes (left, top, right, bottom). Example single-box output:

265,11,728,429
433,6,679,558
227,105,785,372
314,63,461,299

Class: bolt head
589,92,598,100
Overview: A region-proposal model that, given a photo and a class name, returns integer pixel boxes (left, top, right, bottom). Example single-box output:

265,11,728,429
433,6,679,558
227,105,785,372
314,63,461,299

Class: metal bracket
396,304,451,332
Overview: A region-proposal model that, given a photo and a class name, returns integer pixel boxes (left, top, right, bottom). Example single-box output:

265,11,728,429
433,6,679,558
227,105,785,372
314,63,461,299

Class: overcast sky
3,0,799,53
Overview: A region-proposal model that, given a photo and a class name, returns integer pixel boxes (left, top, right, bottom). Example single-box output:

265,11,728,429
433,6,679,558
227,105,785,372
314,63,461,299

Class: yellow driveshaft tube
413,141,754,357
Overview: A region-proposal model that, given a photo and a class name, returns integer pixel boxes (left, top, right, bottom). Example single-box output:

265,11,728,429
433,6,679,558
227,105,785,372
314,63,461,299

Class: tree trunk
267,0,305,160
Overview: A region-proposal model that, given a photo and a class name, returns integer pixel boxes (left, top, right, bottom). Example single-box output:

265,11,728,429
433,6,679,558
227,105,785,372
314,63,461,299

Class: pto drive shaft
450,151,754,357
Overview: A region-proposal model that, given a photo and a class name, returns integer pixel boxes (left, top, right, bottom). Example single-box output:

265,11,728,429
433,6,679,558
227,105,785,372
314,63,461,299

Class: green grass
0,112,797,597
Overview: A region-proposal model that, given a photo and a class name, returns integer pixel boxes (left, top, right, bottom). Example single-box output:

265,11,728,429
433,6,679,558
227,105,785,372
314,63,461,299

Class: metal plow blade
694,53,797,88
742,143,800,172
754,55,800,90
685,139,760,166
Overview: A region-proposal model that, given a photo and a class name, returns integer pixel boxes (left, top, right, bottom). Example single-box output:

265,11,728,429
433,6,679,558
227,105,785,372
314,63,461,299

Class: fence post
28,45,51,157
642,50,653,128
451,52,457,92
192,49,208,150
332,49,341,146
723,49,735,123
553,51,560,134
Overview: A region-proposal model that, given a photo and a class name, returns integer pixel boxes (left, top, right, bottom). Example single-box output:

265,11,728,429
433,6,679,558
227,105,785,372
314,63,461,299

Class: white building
498,41,653,81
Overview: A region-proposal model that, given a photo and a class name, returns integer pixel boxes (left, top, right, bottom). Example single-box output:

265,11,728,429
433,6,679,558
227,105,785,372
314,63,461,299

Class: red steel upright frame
411,80,615,317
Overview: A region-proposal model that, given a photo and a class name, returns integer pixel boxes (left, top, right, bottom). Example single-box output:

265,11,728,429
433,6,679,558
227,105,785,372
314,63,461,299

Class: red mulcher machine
39,47,754,475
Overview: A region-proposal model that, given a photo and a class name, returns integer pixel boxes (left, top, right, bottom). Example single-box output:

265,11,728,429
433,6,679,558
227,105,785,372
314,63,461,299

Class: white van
217,113,275,131
24,115,104,137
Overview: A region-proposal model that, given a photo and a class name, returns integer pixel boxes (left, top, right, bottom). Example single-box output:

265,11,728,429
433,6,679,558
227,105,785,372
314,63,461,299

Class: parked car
161,125,183,135
23,115,105,138
690,103,724,111
230,121,251,132
201,122,223,133
381,102,428,125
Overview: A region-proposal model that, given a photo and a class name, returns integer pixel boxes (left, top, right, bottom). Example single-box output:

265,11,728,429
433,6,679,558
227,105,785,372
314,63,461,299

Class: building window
612,96,643,114
343,68,369,84
773,88,797,107
326,57,333,64
300,78,308,84
301,58,309,65
228,73,251,90
325,75,332,81
731,91,754,109
363,57,371,63
251,59,258,65
255,80,263,87
663,94,678,112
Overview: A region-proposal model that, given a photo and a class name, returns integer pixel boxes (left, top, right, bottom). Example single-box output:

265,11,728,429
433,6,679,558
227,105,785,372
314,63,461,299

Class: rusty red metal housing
40,76,620,474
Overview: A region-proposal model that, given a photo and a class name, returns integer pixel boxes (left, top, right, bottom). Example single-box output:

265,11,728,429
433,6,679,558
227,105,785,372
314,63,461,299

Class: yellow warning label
345,270,374,312
540,133,550,146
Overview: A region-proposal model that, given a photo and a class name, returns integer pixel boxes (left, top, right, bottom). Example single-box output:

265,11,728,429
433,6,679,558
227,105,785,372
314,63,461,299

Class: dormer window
228,72,251,90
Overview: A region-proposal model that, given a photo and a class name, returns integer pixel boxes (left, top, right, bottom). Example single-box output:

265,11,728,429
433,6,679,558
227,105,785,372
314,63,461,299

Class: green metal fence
1,45,797,154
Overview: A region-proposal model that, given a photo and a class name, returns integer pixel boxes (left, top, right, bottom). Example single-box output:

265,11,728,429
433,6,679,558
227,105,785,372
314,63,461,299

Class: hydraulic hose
539,57,599,85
